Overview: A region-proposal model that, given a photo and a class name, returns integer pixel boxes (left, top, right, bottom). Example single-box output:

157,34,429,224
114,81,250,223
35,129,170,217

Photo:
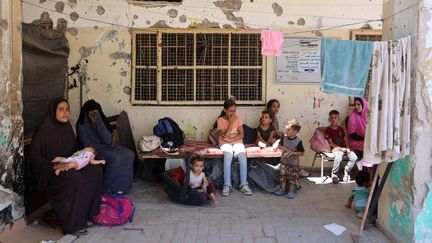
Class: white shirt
189,171,204,188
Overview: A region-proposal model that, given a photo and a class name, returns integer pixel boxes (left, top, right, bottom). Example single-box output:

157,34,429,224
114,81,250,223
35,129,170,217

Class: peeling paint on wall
0,20,8,30
67,27,78,36
297,18,306,26
120,70,127,77
192,18,219,28
55,1,65,13
151,20,169,28
167,9,178,18
272,2,283,17
109,52,130,62
387,157,414,243
179,15,187,23
415,182,432,242
123,86,131,95
96,6,105,15
0,0,25,231
214,0,243,26
70,11,79,22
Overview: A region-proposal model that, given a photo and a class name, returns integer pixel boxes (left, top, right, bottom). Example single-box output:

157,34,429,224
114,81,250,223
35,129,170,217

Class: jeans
332,148,358,174
220,143,248,187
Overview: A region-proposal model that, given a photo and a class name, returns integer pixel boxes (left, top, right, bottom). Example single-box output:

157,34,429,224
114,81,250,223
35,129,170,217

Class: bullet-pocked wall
22,0,383,167
381,0,432,242
0,0,24,232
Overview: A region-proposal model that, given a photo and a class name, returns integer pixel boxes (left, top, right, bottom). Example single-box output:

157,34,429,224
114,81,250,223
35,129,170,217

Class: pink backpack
93,194,135,226
309,128,331,153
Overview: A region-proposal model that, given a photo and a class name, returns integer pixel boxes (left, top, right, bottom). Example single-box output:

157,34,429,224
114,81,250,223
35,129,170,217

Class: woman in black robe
76,99,134,194
30,98,103,235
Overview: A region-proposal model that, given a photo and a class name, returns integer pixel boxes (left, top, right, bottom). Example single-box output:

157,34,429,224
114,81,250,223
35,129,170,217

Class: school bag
153,117,185,151
161,154,208,206
309,128,331,153
93,194,135,226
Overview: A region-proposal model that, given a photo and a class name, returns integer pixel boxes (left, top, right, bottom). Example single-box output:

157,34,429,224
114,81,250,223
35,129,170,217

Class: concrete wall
413,0,432,241
381,0,432,242
22,0,383,167
0,0,24,232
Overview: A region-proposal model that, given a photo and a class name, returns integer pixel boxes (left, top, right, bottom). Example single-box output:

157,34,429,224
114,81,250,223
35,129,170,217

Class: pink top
217,116,243,145
348,97,368,151
261,29,284,56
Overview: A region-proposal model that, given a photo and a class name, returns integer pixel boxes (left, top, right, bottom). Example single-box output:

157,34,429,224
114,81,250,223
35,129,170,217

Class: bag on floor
161,154,208,206
93,194,135,226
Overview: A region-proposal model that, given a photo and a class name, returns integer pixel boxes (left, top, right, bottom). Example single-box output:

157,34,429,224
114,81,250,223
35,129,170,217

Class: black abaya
29,98,103,234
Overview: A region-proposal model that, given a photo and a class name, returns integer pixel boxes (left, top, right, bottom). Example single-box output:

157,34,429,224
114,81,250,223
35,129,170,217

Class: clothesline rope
22,0,382,32
21,0,426,40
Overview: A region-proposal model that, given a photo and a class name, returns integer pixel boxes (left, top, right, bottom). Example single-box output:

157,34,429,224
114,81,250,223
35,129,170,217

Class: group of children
186,98,370,218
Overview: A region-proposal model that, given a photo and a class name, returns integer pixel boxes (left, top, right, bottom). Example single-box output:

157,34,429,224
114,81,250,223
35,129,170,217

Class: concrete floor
53,177,391,243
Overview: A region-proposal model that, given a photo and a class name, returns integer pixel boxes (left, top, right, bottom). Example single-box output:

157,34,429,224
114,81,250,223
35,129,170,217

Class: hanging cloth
260,29,284,56
363,36,411,164
320,38,373,96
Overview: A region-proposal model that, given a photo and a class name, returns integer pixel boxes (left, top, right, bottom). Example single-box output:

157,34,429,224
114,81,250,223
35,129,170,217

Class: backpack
243,124,257,144
309,128,331,153
153,117,185,151
93,194,135,226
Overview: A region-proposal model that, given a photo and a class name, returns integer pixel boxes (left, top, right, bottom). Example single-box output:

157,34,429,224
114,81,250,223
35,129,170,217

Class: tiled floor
56,177,391,243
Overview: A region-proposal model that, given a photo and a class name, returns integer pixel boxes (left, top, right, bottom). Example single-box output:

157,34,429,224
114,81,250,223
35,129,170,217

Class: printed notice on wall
276,37,321,83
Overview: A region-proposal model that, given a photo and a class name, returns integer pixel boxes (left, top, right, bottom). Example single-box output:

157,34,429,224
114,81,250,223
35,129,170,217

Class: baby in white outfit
52,147,105,175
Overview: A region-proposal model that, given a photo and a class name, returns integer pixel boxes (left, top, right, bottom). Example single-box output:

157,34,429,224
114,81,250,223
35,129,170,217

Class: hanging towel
363,37,411,164
260,29,284,56
320,38,373,96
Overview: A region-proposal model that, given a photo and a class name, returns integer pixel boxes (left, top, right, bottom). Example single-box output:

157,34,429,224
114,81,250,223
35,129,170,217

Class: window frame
131,28,266,106
350,29,383,41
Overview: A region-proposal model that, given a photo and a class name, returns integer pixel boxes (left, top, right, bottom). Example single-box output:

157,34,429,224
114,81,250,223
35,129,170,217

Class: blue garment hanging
320,38,373,96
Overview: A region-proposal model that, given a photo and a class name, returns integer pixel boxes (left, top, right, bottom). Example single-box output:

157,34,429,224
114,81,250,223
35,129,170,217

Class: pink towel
260,29,284,56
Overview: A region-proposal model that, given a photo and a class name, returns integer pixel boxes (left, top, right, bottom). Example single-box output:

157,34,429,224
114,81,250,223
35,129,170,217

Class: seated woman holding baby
30,98,103,235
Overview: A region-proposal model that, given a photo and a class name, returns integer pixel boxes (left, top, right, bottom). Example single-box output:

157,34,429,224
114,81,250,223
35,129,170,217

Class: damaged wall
21,0,383,167
0,0,24,232
413,0,432,241
381,0,432,242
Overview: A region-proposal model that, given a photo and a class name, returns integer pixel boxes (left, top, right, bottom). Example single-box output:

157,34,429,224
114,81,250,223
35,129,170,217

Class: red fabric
324,126,346,147
170,166,185,185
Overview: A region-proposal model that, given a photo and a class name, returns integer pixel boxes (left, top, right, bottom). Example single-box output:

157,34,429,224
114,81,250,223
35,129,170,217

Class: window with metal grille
132,30,265,105
350,29,382,101
350,29,383,42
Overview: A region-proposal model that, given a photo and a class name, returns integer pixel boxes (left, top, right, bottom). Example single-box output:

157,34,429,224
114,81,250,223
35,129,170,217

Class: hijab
347,97,368,151
30,98,77,191
76,99,112,133
348,97,368,135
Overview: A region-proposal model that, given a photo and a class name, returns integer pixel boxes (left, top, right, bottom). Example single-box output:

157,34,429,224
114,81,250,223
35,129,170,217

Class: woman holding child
217,99,253,196
30,98,103,235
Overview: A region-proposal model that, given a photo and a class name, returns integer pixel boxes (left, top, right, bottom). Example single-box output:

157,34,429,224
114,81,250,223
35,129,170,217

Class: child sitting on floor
189,156,217,203
324,110,358,184
257,109,276,147
52,147,105,175
345,170,371,218
274,123,305,199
